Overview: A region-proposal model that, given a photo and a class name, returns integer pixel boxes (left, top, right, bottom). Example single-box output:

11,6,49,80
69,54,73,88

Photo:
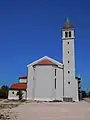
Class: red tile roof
37,59,54,65
10,83,27,90
18,76,27,79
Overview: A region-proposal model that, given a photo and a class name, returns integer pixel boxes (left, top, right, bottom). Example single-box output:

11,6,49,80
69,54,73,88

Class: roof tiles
10,83,27,90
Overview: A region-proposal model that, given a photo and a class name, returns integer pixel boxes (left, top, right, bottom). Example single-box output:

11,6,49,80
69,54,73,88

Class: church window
55,69,56,76
68,81,71,84
65,32,68,37
69,31,71,37
55,78,56,89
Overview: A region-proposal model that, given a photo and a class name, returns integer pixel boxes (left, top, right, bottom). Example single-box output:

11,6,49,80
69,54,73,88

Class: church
8,19,79,102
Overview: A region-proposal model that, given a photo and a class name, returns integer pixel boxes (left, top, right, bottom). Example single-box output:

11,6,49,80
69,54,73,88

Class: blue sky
0,0,90,91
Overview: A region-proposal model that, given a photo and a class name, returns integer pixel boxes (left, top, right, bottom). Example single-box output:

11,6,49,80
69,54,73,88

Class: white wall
8,90,19,100
21,90,26,99
34,65,53,101
55,67,63,101
8,90,26,100
19,79,27,83
27,65,63,101
27,66,34,100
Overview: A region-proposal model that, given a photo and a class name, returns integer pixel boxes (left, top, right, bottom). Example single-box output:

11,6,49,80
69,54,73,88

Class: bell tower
62,18,78,101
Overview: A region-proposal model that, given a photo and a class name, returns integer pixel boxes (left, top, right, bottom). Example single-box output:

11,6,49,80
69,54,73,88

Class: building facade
8,19,79,102
62,19,78,101
27,57,64,101
8,77,27,100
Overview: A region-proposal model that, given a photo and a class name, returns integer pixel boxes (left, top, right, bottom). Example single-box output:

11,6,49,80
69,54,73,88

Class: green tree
18,90,23,100
0,85,9,99
88,91,90,98
81,90,87,98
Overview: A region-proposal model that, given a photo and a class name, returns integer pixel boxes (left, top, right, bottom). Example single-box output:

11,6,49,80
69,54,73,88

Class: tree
0,85,9,99
88,91,90,98
81,90,87,98
17,90,23,100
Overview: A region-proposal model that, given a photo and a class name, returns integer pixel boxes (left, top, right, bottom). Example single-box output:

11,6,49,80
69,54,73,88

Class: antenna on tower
66,17,70,23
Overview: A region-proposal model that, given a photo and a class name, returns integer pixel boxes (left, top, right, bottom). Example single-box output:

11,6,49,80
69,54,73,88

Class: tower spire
66,17,70,23
62,17,73,29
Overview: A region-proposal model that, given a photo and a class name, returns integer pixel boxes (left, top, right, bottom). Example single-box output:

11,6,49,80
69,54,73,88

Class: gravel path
11,101,90,120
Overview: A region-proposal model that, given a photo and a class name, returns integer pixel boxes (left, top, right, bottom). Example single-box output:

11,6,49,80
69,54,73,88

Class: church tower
62,18,78,101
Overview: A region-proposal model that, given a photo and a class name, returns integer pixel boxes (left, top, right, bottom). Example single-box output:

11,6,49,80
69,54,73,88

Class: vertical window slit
55,78,56,89
55,69,56,76
65,32,68,37
69,31,71,37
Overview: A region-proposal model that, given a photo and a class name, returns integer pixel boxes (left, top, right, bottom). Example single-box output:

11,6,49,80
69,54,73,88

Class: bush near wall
0,85,9,99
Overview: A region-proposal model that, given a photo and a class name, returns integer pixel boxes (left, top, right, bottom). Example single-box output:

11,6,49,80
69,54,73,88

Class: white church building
8,19,79,102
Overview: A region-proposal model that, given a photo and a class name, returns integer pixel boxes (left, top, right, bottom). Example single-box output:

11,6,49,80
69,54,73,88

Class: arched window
65,32,68,37
69,31,71,37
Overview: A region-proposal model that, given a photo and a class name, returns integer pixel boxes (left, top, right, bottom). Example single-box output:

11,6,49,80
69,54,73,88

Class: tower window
68,71,70,74
55,69,56,76
68,51,69,54
55,78,56,89
68,81,71,84
69,31,71,37
65,32,68,37
67,42,69,44
68,61,70,63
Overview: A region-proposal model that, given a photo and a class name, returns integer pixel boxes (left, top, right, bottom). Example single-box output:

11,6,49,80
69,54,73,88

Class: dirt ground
11,101,90,120
0,100,21,120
